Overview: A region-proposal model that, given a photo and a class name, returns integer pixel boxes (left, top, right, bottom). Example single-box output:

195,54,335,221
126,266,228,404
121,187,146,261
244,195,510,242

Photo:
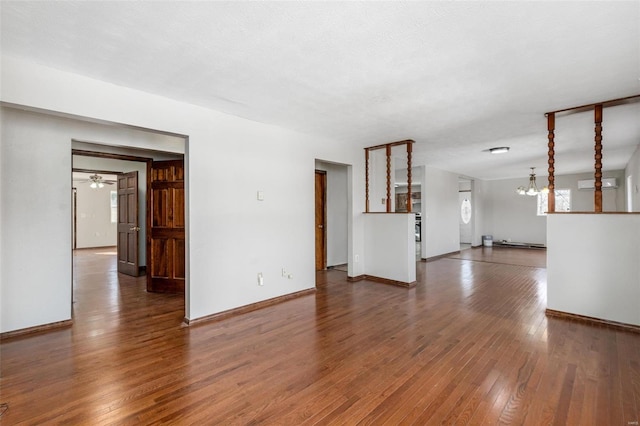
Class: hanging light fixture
516,167,547,196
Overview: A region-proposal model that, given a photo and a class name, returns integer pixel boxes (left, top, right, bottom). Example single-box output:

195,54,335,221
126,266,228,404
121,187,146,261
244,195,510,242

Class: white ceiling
2,1,639,180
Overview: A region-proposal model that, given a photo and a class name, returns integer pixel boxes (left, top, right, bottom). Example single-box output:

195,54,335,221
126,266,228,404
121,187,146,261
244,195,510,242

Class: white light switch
257,191,264,201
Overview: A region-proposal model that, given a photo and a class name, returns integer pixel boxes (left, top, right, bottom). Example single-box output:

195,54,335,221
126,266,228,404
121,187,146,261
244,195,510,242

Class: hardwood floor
1,247,639,424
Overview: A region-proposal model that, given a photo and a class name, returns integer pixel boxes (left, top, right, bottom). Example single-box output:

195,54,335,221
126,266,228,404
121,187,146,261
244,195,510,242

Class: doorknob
129,226,141,231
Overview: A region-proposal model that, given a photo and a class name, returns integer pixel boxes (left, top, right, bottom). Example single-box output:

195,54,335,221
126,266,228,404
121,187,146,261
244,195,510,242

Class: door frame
72,187,77,250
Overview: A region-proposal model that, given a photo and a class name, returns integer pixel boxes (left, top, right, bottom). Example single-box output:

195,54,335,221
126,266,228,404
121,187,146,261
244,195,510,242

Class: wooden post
365,148,370,213
407,142,412,213
547,113,555,213
594,104,603,213
386,145,391,213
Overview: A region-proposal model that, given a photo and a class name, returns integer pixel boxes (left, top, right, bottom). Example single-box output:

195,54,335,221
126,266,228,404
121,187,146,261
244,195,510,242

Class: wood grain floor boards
2,247,639,424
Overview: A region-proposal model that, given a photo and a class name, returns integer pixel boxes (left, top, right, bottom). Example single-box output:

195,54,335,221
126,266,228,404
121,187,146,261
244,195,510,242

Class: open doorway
71,142,185,318
315,160,349,274
459,178,473,251
73,151,151,275
72,171,119,252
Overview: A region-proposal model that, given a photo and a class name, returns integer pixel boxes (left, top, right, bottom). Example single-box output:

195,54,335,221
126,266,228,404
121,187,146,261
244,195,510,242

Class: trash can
482,235,493,247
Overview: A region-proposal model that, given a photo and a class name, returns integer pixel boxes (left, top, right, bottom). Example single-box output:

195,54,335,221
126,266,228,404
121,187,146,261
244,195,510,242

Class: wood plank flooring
1,247,639,424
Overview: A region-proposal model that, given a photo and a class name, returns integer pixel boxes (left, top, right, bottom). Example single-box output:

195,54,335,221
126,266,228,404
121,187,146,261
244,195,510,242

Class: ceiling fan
85,174,115,189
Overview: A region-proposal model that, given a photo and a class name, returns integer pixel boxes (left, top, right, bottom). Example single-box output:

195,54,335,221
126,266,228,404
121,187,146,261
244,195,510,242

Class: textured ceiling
2,1,639,180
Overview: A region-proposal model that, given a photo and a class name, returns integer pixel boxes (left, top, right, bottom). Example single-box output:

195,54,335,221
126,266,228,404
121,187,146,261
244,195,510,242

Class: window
537,189,570,216
110,191,117,223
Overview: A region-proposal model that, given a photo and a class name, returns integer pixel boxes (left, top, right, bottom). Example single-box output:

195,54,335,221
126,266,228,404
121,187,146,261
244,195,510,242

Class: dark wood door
117,171,140,276
148,160,185,293
315,170,327,270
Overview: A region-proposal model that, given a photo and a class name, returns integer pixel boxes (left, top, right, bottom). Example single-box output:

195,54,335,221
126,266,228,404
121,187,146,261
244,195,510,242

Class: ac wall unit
577,177,618,190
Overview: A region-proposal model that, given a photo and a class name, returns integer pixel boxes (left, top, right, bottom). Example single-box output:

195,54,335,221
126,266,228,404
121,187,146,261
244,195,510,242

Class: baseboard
545,309,640,334
422,250,461,262
184,288,316,326
493,241,546,249
367,275,417,288
347,274,415,288
73,246,117,251
356,275,416,288
0,319,73,340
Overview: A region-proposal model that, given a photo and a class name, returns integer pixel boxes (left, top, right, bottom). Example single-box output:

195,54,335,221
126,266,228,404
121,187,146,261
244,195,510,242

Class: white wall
626,144,640,212
482,171,626,245
421,166,460,259
364,213,415,283
2,108,74,330
315,161,348,267
1,107,185,332
547,213,640,326
1,55,365,332
483,177,547,244
74,180,117,248
556,170,625,212
471,179,486,247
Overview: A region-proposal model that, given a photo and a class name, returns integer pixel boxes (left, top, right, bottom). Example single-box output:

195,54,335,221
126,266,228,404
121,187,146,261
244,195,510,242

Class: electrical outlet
381,198,385,204
257,273,264,286
355,254,359,262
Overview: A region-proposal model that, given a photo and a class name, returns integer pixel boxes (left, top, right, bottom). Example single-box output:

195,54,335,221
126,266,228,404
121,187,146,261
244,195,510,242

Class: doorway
459,178,473,251
73,151,151,279
72,170,120,253
71,145,186,320
315,161,349,274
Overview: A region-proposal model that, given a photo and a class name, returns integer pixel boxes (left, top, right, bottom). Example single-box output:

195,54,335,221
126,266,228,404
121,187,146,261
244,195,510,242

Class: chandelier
516,167,548,196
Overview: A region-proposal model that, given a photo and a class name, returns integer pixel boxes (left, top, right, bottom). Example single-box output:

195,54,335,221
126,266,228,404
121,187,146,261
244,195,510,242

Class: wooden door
117,171,140,276
315,170,327,270
148,160,185,293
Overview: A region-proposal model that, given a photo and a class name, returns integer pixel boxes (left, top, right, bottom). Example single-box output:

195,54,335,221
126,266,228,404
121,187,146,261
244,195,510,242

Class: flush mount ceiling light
489,146,510,154
516,167,548,196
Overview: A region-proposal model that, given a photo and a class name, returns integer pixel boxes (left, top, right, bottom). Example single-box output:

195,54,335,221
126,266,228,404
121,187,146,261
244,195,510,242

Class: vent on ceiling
577,178,618,190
